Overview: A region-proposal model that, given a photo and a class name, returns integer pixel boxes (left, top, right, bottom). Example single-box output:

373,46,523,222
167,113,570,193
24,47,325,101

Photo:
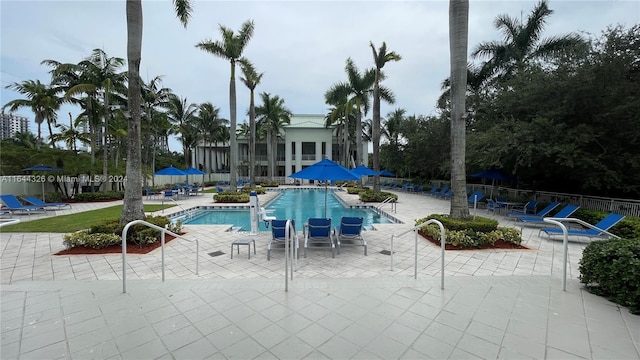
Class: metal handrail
122,220,199,293
542,217,621,292
390,219,446,289
284,219,298,291
376,197,397,213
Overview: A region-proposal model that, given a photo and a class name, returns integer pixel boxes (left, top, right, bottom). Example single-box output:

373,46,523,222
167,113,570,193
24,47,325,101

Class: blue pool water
178,188,395,232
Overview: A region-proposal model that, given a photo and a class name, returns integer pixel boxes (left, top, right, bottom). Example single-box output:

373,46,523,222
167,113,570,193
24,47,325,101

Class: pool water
179,188,395,231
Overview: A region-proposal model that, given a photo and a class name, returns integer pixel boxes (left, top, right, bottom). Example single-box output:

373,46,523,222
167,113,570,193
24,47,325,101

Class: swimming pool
175,188,398,232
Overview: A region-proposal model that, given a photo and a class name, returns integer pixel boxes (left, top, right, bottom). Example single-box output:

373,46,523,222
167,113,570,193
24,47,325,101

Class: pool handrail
122,220,199,293
284,219,297,291
376,196,397,213
390,219,446,289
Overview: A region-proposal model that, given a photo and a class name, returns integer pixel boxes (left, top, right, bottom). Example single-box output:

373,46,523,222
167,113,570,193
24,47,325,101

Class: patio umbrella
154,165,187,186
378,169,395,177
351,165,378,176
183,167,206,184
289,158,360,217
22,164,62,200
470,169,514,198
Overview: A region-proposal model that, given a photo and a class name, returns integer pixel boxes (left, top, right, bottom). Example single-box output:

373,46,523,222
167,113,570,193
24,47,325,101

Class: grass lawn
0,204,174,233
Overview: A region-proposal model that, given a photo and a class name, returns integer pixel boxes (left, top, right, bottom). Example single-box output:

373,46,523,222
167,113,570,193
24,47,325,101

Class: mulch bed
419,230,530,250
54,235,178,255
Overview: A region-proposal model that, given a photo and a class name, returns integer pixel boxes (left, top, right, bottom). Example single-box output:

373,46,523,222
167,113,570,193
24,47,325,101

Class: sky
1,0,638,152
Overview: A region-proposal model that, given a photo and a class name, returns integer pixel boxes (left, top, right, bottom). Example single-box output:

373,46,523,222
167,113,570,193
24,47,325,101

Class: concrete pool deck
1,187,638,359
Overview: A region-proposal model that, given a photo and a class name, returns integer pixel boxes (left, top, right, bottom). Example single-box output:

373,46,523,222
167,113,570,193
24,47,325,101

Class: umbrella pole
324,183,328,218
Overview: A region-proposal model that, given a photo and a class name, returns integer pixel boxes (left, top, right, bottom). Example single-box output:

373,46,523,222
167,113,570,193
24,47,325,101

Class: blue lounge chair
486,199,506,213
509,201,561,219
304,218,334,258
433,186,449,197
333,216,366,255
0,194,45,214
468,190,485,205
516,204,580,227
539,213,625,239
22,196,71,210
268,219,298,260
424,185,439,196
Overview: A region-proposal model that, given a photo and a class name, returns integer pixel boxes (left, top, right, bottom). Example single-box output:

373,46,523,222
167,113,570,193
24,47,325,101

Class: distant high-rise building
0,112,30,140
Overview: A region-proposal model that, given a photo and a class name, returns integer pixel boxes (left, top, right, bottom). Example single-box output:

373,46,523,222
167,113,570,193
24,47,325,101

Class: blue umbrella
470,169,515,198
378,169,395,177
183,167,206,185
154,165,187,176
351,164,378,177
23,164,62,200
290,158,360,216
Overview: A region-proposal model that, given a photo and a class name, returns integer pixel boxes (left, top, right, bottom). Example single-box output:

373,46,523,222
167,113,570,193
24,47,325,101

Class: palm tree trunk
120,0,145,224
449,0,470,218
229,61,238,191
102,91,110,192
249,91,256,186
343,117,349,166
47,119,57,149
355,105,362,166
372,82,381,192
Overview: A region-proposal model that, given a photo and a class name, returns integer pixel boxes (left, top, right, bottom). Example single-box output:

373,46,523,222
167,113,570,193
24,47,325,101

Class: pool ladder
376,197,397,213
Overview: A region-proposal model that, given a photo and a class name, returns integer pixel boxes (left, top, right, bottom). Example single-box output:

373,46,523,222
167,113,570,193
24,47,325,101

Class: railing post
161,231,166,282
543,218,568,291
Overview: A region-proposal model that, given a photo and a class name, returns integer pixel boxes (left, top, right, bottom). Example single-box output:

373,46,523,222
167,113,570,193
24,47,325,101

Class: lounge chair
539,213,625,240
468,190,485,205
433,186,449,197
333,216,366,255
22,196,71,210
515,204,580,227
486,199,506,213
509,201,561,219
268,219,299,260
304,218,334,258
0,194,45,214
506,200,538,216
424,185,439,196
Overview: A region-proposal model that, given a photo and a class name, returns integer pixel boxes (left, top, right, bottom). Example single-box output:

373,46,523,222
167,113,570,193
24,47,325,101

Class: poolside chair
539,213,625,240
268,219,299,260
468,190,485,205
515,204,580,227
486,199,506,213
506,200,538,216
304,218,334,258
509,201,560,219
333,216,366,256
0,194,45,215
424,185,439,196
433,186,449,197
22,196,71,210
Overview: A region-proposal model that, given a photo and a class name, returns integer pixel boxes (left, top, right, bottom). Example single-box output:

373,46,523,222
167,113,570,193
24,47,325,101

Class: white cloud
2,0,638,151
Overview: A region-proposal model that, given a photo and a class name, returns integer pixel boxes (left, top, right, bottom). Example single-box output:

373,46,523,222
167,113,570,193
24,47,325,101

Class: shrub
63,230,121,249
240,187,266,194
73,191,124,202
416,214,522,248
579,238,640,314
359,190,398,202
347,187,369,194
213,192,250,203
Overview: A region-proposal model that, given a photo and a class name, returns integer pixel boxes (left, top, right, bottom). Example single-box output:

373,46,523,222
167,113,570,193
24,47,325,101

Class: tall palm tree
196,19,255,192
195,102,223,174
370,41,401,192
3,80,62,150
255,92,291,181
325,58,375,167
166,94,197,167
449,0,470,218
324,96,357,165
472,0,584,82
239,59,264,186
121,0,192,223
141,75,172,181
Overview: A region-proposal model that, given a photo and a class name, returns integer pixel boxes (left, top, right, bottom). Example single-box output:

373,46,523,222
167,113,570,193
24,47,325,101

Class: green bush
63,230,121,249
579,238,640,314
347,187,370,194
73,191,124,202
416,214,522,248
240,187,266,194
257,182,279,187
359,190,398,202
213,192,250,203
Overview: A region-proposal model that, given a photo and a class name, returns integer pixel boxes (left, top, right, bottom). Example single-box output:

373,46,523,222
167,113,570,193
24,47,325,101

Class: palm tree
255,92,291,180
325,58,375,167
449,0,470,218
324,96,357,165
370,41,401,192
239,59,264,186
141,75,172,181
472,0,584,82
121,0,192,223
3,80,62,150
196,19,255,192
166,94,197,167
195,102,224,174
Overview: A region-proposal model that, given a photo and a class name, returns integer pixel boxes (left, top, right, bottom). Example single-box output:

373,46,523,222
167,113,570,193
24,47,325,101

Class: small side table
231,238,256,259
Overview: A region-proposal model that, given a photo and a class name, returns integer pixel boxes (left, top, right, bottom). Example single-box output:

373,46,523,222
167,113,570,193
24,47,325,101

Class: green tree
369,41,401,192
3,80,62,150
196,19,255,192
166,94,197,167
255,92,292,180
449,0,470,218
239,59,264,185
121,0,192,223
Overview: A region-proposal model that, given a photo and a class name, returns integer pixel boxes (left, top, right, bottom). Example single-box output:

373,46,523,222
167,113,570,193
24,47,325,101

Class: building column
295,141,302,172
315,141,322,161
326,141,332,161
285,141,292,177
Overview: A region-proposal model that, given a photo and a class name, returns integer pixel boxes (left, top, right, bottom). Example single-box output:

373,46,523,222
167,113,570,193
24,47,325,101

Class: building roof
286,114,330,129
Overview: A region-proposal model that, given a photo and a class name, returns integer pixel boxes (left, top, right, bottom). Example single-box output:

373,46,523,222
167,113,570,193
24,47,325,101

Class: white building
193,114,369,181
0,112,29,140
